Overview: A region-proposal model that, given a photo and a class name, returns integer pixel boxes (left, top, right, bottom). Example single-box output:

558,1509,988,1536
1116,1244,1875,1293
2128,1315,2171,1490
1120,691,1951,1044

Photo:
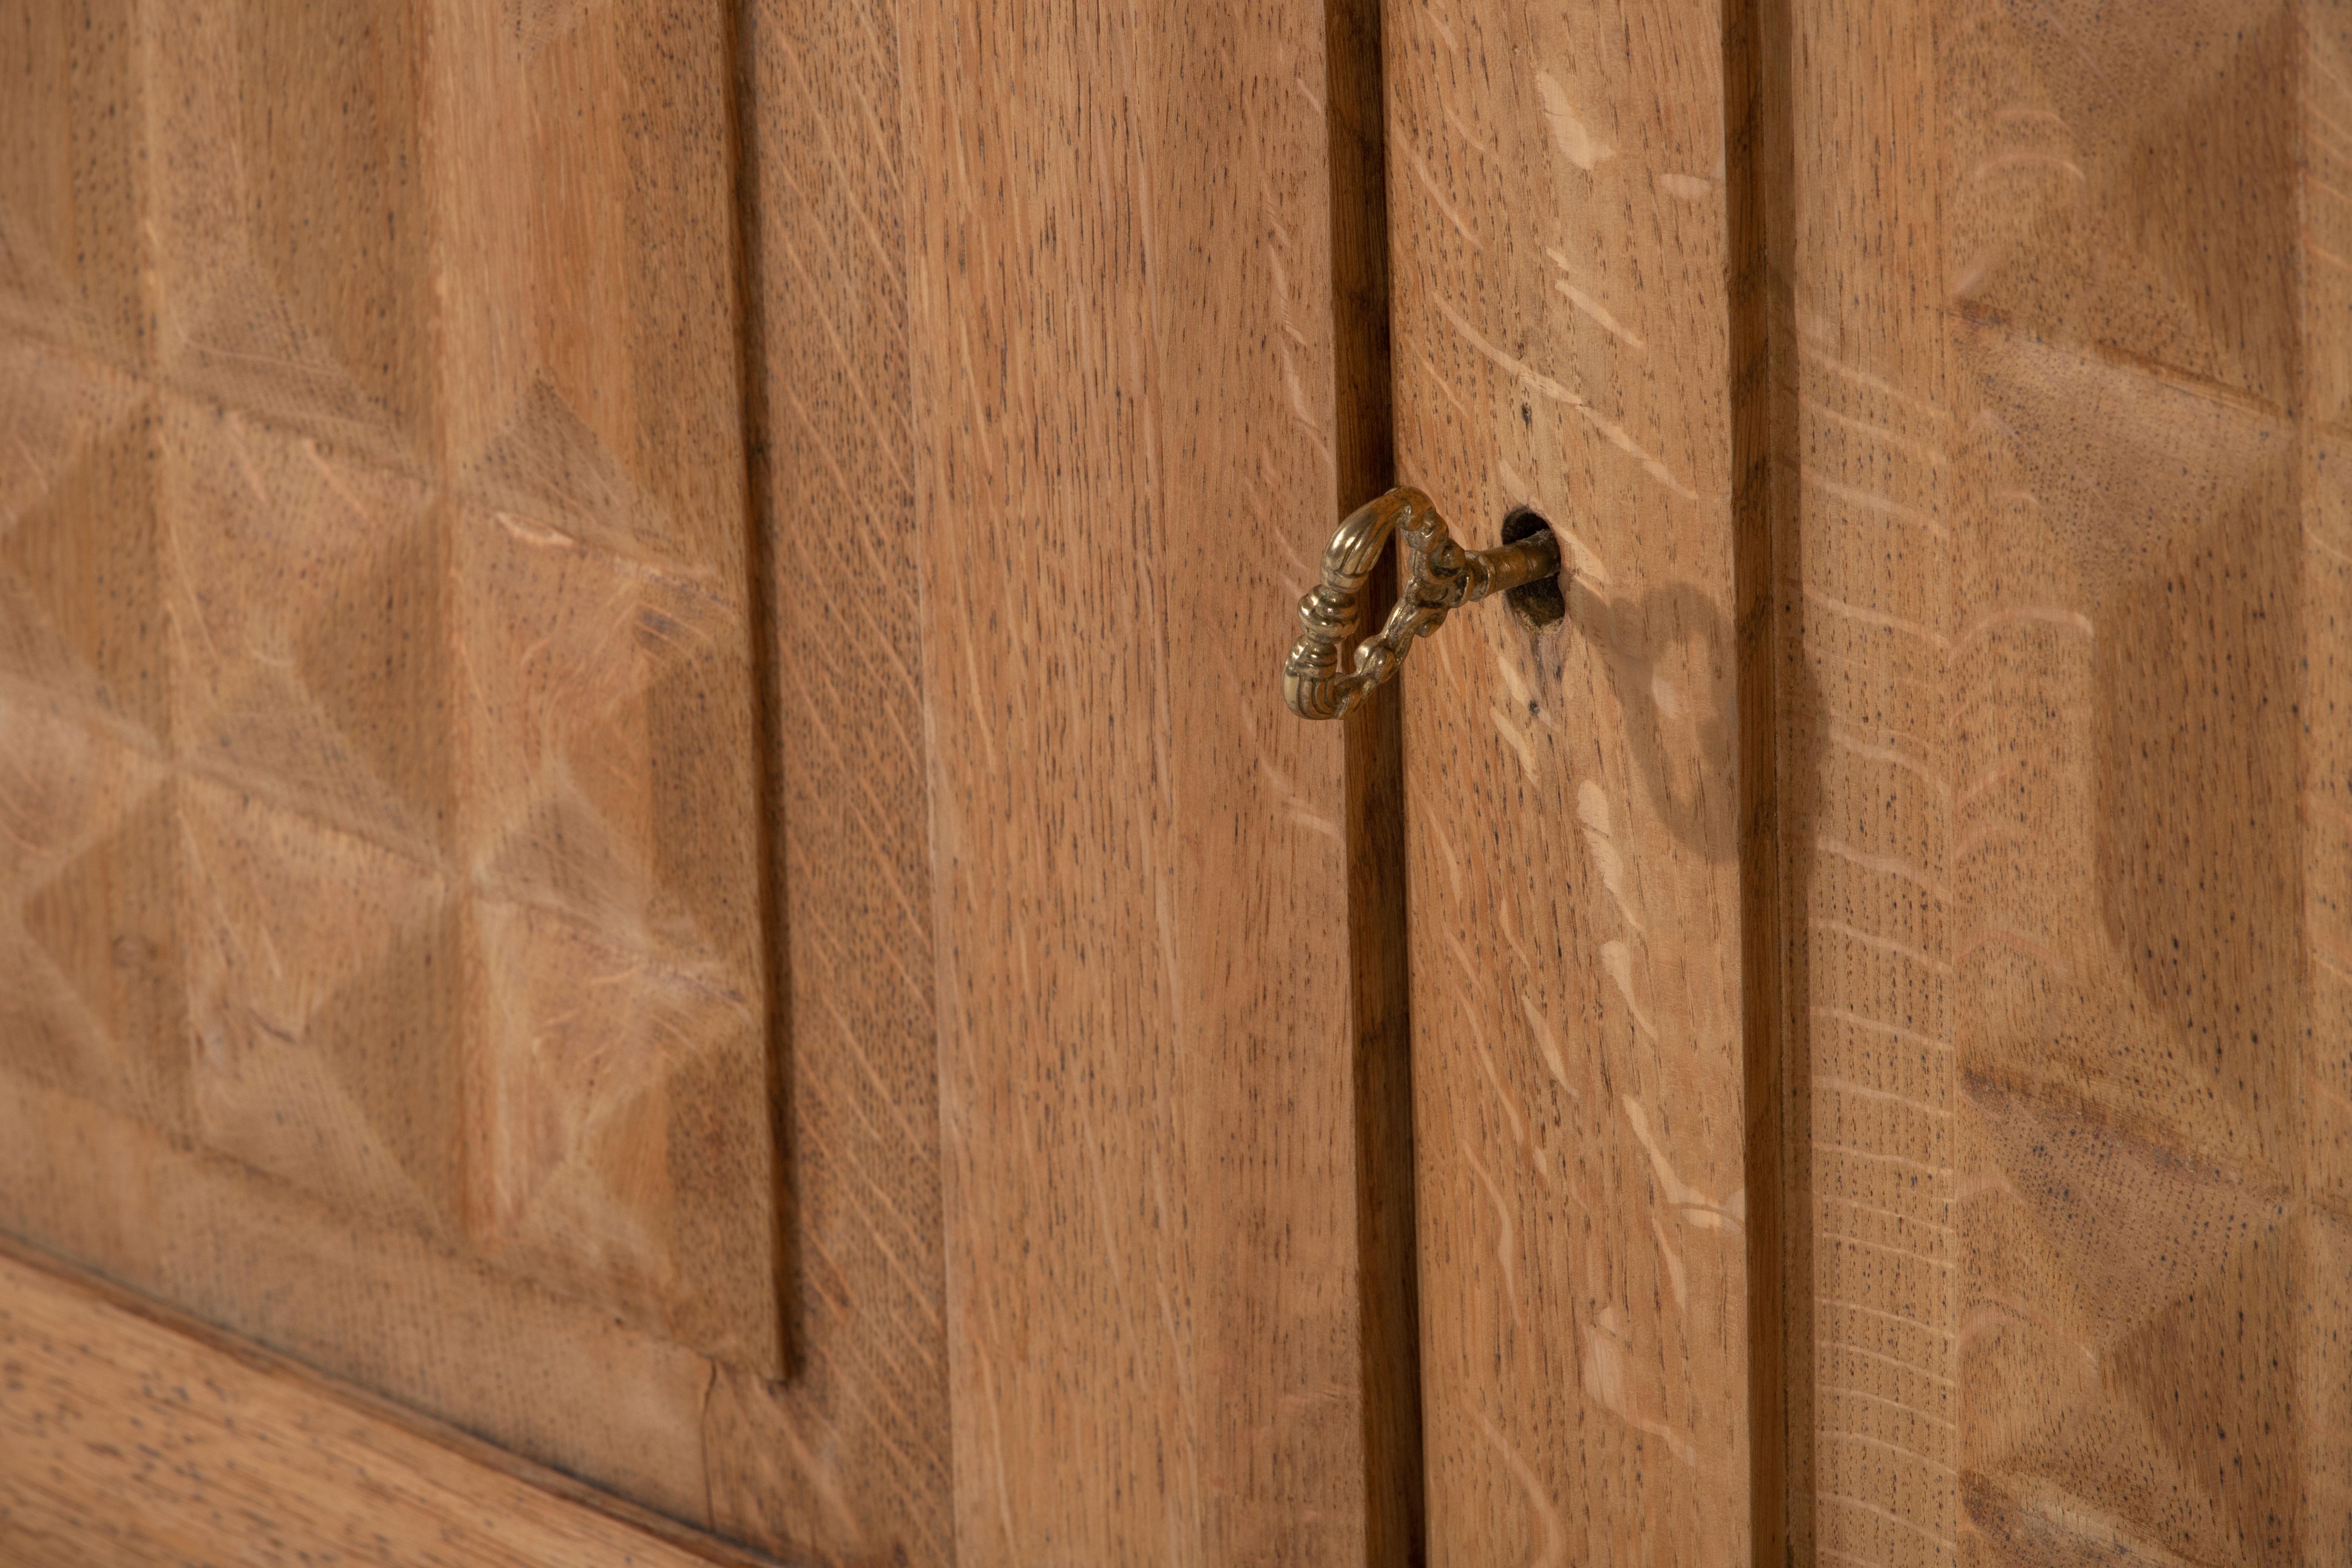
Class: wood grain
695,0,954,1560
900,0,1406,1557
5,0,1418,1559
1769,4,1957,1557
0,0,780,1525
1768,0,2352,1559
0,1234,773,1568
1386,0,1755,1560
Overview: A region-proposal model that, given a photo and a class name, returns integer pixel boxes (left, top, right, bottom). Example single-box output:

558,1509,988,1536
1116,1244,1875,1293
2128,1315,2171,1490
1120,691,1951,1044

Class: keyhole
1501,507,1567,630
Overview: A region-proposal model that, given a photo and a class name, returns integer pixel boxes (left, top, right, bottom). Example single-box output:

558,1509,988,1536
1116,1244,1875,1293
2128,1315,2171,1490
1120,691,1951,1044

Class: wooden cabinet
0,0,2343,1563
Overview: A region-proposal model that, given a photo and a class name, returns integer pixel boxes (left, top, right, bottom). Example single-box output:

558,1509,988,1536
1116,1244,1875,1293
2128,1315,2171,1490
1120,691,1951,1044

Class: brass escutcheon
1283,487,1563,720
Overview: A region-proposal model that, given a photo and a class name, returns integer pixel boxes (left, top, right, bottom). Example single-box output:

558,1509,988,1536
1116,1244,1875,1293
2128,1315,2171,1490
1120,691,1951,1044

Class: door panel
1769,0,2352,1559
0,0,770,1527
11,0,2343,1560
900,0,1411,1556
1386,0,1756,1560
0,0,1412,1559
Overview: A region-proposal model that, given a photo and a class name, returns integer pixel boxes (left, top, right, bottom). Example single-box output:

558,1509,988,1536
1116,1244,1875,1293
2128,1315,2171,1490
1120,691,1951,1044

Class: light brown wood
14,0,2352,1562
0,1235,770,1568
899,0,1410,1557
1386,0,1756,1560
9,0,1418,1561
1766,0,2352,1559
697,0,955,1559
0,0,781,1527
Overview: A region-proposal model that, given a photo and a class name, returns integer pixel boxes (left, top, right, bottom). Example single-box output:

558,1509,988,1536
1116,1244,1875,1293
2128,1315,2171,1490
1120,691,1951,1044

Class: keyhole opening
1501,507,1567,630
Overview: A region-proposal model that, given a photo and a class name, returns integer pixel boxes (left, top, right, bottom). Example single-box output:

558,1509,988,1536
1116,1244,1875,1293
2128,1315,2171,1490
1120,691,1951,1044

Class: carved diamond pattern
1962,1084,2300,1563
1951,246,2311,1557
0,702,179,1130
0,0,770,1372
453,493,764,1348
178,777,462,1231
144,0,430,465
1944,0,2298,403
0,341,161,733
0,1,145,361
162,396,451,853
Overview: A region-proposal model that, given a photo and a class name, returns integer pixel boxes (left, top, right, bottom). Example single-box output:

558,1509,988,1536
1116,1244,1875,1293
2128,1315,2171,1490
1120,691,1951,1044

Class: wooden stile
1386,0,1757,1559
899,0,1410,1557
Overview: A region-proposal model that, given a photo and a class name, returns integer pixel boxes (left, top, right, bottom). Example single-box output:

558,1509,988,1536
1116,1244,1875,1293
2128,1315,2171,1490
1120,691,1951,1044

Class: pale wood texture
696,0,955,1560
0,1236,773,1568
900,0,1406,1557
722,0,1410,1554
3,0,1413,1560
1770,0,2352,1560
1386,0,1755,1561
0,0,786,1530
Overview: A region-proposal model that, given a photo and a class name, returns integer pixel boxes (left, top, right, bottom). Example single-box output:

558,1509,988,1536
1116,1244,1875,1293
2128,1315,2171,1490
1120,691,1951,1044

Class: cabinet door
0,0,1413,1562
1387,0,2352,1563
0,0,792,1536
1769,0,2352,1560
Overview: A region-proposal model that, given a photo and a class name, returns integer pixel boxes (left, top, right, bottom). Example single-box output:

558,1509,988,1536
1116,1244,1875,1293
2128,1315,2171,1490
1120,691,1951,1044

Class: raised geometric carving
1963,1082,2298,1562
457,504,758,971
0,0,145,359
1943,323,2308,1561
1944,0,2297,402
0,343,160,734
144,1,423,467
15,781,185,1128
454,491,771,1365
473,895,773,1368
178,777,459,1231
1957,323,2299,1154
1785,3,2343,1549
0,0,774,1416
230,0,432,444
460,378,682,572
161,395,449,852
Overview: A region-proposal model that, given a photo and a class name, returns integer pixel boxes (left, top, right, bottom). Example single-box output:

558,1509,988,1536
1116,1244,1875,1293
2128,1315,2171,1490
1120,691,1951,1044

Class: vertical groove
1325,0,1423,1560
1724,0,1798,1559
724,0,799,1380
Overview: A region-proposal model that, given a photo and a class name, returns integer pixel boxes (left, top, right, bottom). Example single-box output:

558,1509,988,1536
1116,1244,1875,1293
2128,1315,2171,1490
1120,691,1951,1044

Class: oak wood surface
1767,0,2352,1560
695,0,954,1560
0,1234,773,1568
12,1,2348,1564
1385,0,1756,1560
0,0,962,1559
0,0,790,1537
900,0,1408,1557
7,0,1413,1562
